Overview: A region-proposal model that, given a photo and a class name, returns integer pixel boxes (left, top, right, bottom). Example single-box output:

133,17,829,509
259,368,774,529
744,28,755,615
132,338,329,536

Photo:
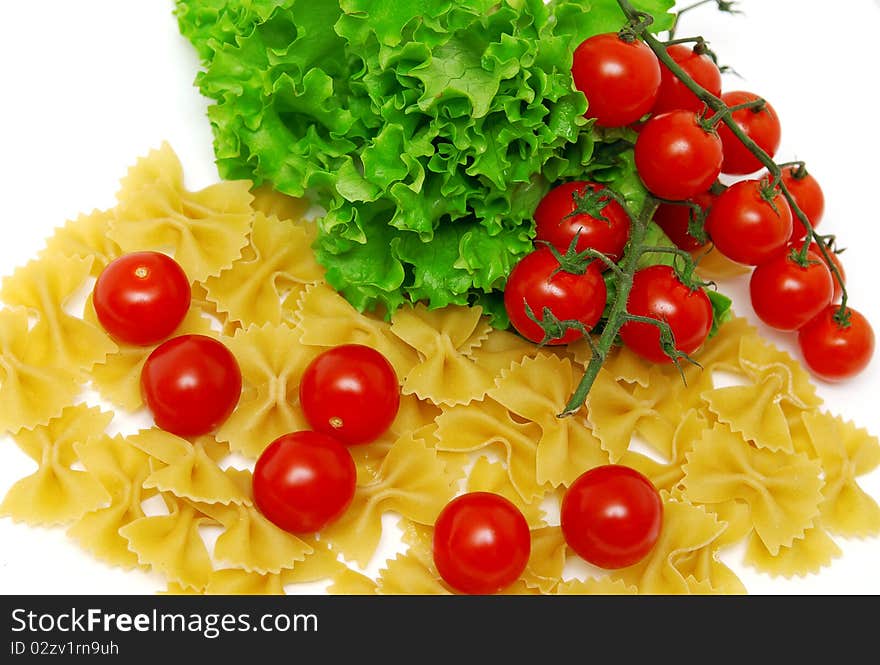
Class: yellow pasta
204,212,324,326
206,569,286,595
0,307,81,434
466,456,545,527
41,209,121,277
738,334,822,410
555,577,638,595
744,523,842,578
521,526,567,593
110,142,253,282
0,405,112,525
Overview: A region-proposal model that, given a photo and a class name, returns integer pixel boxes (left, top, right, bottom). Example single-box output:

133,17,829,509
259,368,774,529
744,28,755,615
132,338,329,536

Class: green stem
616,0,848,312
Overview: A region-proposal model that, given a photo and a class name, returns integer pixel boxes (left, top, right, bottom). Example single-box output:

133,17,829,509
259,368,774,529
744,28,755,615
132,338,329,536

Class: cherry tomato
299,344,400,446
534,181,630,262
810,243,846,303
634,110,723,200
715,91,781,175
561,465,663,569
93,251,190,346
749,247,833,331
798,306,875,381
571,33,661,128
141,334,241,437
653,44,722,114
253,431,356,534
705,179,792,265
781,166,825,243
619,265,713,364
653,191,716,252
433,492,531,595
504,247,607,345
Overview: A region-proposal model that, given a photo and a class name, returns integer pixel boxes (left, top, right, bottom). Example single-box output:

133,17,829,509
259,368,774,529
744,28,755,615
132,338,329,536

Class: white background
0,0,878,594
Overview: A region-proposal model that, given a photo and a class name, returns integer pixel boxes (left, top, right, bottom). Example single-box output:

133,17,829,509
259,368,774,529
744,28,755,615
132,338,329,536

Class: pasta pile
1,143,878,595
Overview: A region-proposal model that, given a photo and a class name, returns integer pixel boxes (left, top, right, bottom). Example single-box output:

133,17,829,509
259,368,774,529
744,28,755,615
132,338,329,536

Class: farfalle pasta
1,142,878,597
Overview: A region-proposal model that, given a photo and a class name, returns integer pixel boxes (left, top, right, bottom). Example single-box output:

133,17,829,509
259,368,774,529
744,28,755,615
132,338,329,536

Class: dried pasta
2,142,878,597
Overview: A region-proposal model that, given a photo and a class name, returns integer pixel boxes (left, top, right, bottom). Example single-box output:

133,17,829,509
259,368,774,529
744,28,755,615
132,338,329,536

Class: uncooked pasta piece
555,577,638,595
521,526,567,593
289,282,418,379
320,432,457,567
464,327,538,378
0,405,112,525
1,255,117,373
702,373,793,452
682,423,824,554
281,538,348,586
68,434,153,568
110,142,253,282
206,568,285,595
744,523,842,578
466,457,545,527
391,303,495,406
801,411,880,537
249,184,311,223
128,429,250,506
119,493,215,591
41,209,121,277
0,307,81,434
738,334,822,409
216,322,319,458
204,212,324,326
489,354,608,487
327,568,379,595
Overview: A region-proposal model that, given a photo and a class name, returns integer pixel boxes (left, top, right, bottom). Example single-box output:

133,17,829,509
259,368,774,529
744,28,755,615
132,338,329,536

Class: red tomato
653,44,722,114
534,181,631,262
561,465,663,569
433,492,531,595
715,91,781,175
749,247,833,331
504,247,607,345
299,344,400,446
653,191,716,252
571,33,661,128
634,110,723,200
705,179,793,265
781,166,825,243
810,243,846,303
141,334,241,437
93,251,190,346
798,306,875,381
619,265,713,364
253,431,356,534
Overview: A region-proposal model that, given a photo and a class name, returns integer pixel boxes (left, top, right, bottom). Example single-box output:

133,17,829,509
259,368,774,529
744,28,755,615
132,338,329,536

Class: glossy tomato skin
705,179,793,265
572,33,661,128
534,181,630,262
749,247,833,331
561,465,663,569
504,247,607,345
93,251,190,346
433,492,531,595
253,431,356,534
141,334,242,437
653,44,722,114
781,167,825,243
653,190,716,252
299,344,399,446
716,91,781,175
619,265,713,364
798,306,875,382
634,110,723,200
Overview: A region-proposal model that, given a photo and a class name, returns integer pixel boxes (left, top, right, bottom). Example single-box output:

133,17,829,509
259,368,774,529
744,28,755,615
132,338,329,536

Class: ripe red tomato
93,251,190,346
561,465,663,569
781,166,825,243
798,306,875,381
749,247,833,331
705,179,793,265
299,344,400,446
253,431,356,534
653,191,716,252
634,110,723,200
534,181,630,262
653,44,722,114
571,33,661,128
433,492,531,594
619,265,713,364
715,91,781,175
141,334,242,437
504,247,607,345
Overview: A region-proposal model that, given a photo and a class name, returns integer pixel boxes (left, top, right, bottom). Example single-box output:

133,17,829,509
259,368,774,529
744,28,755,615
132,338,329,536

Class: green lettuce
175,0,675,317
